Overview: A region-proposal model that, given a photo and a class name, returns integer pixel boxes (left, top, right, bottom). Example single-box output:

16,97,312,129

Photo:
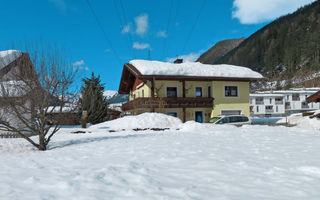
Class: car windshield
207,117,221,123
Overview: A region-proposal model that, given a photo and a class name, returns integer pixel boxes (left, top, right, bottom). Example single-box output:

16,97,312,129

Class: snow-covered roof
0,50,22,69
0,80,28,97
250,93,284,97
129,60,263,79
259,90,318,94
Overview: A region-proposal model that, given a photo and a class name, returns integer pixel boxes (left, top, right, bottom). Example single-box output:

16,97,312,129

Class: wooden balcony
122,97,214,111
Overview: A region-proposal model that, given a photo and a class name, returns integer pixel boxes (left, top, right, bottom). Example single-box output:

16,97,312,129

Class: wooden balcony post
151,77,155,98
182,80,186,98
183,107,186,122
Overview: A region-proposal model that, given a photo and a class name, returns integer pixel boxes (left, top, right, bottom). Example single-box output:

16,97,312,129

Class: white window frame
166,86,179,98
224,85,239,98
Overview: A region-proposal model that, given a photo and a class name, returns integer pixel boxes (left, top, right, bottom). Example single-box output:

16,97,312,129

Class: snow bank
129,59,263,79
0,50,22,69
277,113,304,125
91,112,182,131
296,117,320,130
277,111,320,130
1,125,320,199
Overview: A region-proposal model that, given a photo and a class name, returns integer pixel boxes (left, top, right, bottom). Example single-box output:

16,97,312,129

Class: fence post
81,110,88,128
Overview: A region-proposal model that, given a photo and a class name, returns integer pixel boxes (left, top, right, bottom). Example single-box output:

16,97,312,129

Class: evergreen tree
81,73,108,124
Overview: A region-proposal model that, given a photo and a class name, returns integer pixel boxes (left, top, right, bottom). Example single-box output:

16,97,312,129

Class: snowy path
1,124,320,199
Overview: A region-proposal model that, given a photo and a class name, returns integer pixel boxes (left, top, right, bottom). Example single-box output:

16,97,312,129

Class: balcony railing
292,97,300,101
122,97,214,111
265,109,274,113
256,101,264,105
275,100,283,104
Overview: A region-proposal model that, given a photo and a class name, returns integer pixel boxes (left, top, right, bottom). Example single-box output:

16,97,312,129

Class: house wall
127,79,251,121
211,81,250,117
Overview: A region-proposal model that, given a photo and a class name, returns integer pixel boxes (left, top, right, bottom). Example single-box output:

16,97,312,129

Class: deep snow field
1,113,320,200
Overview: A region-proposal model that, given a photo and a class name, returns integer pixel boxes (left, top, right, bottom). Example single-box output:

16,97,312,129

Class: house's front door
195,111,203,123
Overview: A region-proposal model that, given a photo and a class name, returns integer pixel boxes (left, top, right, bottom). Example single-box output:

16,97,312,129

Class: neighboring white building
250,93,285,117
250,88,320,117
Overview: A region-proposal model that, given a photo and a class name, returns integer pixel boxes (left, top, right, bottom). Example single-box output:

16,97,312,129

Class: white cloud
121,24,130,34
156,31,167,38
232,0,315,24
72,60,89,71
132,42,150,50
135,14,148,36
49,0,67,11
166,52,202,63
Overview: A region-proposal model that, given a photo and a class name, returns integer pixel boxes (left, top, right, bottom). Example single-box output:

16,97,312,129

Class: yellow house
118,59,263,122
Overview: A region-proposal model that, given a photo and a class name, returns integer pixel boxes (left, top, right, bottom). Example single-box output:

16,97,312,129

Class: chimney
174,58,183,64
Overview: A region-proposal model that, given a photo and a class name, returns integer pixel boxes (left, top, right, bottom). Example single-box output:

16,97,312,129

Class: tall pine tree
81,73,108,124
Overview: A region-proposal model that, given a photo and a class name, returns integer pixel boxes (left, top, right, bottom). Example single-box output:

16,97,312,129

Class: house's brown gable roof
307,90,320,103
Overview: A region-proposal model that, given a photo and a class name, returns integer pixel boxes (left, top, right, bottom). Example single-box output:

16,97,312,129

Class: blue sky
0,0,314,90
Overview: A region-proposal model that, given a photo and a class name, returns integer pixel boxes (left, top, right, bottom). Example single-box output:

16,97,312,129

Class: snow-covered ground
1,113,320,199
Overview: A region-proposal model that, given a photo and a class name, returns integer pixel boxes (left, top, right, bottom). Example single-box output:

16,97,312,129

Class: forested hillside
199,0,320,88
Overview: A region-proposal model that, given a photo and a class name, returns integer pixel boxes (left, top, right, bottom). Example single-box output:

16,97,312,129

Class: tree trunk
39,134,46,151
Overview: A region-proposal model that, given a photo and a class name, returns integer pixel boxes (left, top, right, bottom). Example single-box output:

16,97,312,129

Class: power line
113,0,135,58
162,0,174,59
118,0,136,58
85,0,122,65
181,0,206,54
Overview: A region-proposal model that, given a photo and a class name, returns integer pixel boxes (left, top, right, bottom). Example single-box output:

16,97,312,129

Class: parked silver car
207,115,251,125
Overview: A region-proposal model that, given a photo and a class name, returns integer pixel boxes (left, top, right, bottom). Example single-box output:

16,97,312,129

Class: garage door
221,110,241,115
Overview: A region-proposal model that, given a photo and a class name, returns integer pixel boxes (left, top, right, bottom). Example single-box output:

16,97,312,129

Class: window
218,117,230,124
256,106,259,112
292,94,300,101
287,95,290,100
275,97,283,104
250,106,254,112
250,98,253,104
208,86,212,98
225,86,238,97
256,97,264,104
312,102,314,108
276,105,278,112
221,110,241,115
167,87,177,97
269,98,272,104
265,106,273,110
167,112,178,118
195,87,202,97
208,117,221,123
142,89,144,97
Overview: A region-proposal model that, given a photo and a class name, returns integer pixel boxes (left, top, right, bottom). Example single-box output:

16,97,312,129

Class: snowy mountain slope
103,90,129,104
103,90,117,100
1,114,320,199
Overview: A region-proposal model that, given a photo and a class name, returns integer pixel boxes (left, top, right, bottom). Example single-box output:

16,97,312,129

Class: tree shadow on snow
49,133,149,150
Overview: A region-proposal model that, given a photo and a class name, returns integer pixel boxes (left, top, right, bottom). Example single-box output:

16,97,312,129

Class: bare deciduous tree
0,46,77,150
